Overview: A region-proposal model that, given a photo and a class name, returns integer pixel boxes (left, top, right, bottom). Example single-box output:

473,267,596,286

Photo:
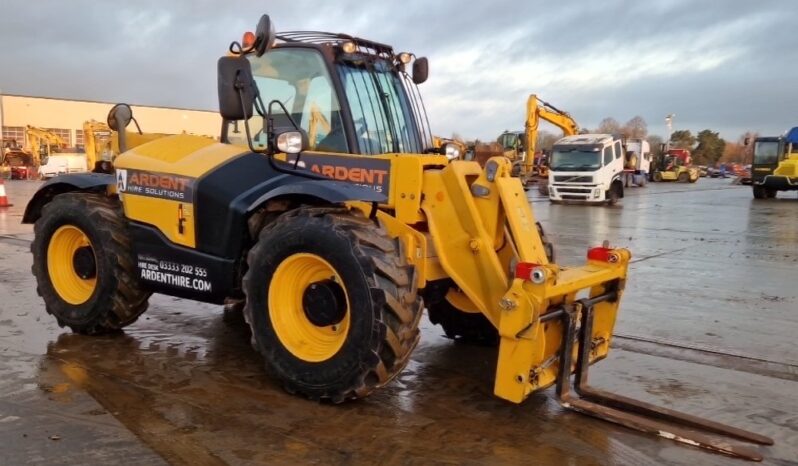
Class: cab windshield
550,149,602,171
240,47,426,156
337,59,423,155
753,141,781,165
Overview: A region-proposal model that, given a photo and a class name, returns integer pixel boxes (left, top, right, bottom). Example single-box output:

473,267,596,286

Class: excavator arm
523,94,579,177
25,126,66,166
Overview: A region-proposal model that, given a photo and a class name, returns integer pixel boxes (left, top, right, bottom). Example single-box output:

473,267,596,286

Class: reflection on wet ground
1,179,797,465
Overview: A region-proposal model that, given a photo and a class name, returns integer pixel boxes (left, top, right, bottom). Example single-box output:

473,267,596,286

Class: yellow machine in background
497,94,579,185
83,116,207,173
25,126,67,167
22,14,772,461
82,120,114,172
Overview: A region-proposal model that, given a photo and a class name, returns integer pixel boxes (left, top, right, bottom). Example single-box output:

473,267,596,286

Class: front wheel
31,193,150,334
243,207,423,402
753,185,767,199
653,172,663,182
678,172,689,183
606,184,620,205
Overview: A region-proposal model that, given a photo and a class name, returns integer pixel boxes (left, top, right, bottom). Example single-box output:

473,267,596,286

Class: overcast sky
1,0,796,141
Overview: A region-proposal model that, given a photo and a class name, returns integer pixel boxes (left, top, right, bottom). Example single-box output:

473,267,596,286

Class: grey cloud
1,0,795,141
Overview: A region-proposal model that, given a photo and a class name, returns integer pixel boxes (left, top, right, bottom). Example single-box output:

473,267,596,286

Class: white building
0,94,221,150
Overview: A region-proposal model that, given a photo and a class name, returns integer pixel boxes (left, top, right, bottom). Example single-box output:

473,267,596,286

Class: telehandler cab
23,14,771,460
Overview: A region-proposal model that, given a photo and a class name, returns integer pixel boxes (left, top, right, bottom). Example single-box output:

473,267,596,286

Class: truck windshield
337,59,423,155
753,141,780,165
550,149,602,171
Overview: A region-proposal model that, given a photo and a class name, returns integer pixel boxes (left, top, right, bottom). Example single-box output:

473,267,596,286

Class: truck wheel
653,172,663,182
766,188,777,199
753,186,767,199
243,207,422,402
678,172,689,183
606,184,620,205
31,193,150,334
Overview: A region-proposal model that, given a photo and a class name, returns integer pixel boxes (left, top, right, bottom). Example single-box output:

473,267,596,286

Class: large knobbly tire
426,222,555,347
31,192,150,335
243,207,422,402
678,172,689,183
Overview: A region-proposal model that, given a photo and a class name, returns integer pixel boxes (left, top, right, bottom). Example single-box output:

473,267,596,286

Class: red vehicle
667,148,692,165
2,152,35,180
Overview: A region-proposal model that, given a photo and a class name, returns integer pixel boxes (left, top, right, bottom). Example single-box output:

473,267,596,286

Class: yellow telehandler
22,14,770,460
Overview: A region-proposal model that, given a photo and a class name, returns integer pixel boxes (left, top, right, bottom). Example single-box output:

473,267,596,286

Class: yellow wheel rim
269,253,350,362
47,225,97,305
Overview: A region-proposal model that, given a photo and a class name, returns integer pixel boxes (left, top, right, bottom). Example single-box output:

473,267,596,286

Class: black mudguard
22,173,114,223
193,153,386,258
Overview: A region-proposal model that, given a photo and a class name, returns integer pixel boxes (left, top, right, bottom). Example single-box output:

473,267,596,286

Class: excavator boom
523,94,579,177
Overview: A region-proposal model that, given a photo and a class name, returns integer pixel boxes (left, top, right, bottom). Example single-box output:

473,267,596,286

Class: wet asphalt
0,178,796,465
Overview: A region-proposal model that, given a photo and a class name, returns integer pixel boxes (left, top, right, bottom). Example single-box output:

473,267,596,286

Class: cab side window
614,141,623,159
603,146,613,165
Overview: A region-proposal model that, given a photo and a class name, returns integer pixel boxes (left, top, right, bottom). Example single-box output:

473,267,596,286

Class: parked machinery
547,134,626,204
497,95,579,186
22,14,771,460
24,126,67,171
750,127,798,199
651,148,699,183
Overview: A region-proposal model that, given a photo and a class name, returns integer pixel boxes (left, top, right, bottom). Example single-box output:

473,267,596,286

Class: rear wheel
243,207,422,402
31,193,150,334
678,172,689,183
426,222,555,346
426,284,498,346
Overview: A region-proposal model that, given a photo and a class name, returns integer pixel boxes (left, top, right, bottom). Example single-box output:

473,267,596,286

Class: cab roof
556,134,615,145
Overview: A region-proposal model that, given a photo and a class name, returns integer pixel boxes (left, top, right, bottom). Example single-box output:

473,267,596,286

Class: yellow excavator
22,14,772,461
497,95,579,186
83,118,196,173
25,126,67,168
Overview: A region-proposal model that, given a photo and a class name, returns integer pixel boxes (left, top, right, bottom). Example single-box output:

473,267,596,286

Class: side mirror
274,128,308,155
107,103,132,132
218,56,257,120
412,57,429,84
254,14,276,57
107,103,135,154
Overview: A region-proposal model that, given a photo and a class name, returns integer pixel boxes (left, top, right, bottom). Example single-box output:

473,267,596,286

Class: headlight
444,143,461,161
276,131,304,154
593,188,601,198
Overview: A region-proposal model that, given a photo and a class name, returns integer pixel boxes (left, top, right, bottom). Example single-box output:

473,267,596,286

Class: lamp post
665,113,675,150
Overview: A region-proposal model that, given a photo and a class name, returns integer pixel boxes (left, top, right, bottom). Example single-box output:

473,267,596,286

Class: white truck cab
548,134,625,204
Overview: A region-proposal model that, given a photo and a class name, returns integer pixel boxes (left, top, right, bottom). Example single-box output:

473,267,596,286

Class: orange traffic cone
0,179,13,208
